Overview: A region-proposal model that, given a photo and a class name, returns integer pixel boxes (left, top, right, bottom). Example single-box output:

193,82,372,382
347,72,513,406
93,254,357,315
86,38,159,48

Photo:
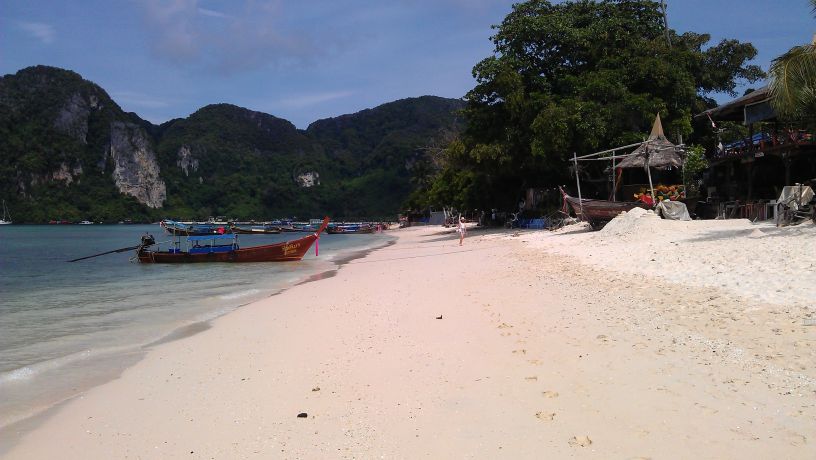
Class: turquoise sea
0,224,392,430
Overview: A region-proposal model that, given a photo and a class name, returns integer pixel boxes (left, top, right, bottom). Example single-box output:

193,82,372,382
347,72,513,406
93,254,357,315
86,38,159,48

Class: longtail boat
160,219,232,236
229,223,282,234
326,223,374,234
561,188,649,230
137,217,329,263
277,223,315,232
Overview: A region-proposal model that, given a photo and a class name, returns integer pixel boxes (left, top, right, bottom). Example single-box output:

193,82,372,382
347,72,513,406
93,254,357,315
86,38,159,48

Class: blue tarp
519,218,548,229
723,132,771,149
187,234,235,241
190,245,234,254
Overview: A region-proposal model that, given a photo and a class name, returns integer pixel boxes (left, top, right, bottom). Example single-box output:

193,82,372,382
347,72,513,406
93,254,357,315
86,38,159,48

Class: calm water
0,224,392,429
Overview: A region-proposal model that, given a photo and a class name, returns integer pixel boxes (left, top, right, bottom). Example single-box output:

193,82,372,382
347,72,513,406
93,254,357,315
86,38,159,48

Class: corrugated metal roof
696,86,772,122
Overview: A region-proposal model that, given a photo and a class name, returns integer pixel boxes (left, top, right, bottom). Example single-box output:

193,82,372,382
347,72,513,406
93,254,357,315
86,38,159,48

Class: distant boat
229,223,282,234
326,223,374,234
160,219,232,236
278,223,315,232
78,220,93,225
137,217,329,263
0,200,10,225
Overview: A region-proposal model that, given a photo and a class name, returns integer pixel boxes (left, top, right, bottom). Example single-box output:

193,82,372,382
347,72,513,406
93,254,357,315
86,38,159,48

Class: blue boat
160,219,232,236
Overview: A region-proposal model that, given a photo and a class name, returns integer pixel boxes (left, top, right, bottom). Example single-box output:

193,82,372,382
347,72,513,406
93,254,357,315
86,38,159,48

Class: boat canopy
187,234,235,241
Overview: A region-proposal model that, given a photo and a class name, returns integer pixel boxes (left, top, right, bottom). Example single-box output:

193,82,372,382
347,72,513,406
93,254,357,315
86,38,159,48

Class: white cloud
18,21,55,44
138,0,321,74
277,90,354,108
197,7,229,19
141,0,200,61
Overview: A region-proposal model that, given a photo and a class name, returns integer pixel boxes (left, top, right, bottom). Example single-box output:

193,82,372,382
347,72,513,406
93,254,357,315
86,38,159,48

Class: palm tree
769,0,816,118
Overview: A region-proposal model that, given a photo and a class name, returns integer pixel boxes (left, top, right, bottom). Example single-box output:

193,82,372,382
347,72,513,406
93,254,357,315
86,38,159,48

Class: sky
2,0,815,128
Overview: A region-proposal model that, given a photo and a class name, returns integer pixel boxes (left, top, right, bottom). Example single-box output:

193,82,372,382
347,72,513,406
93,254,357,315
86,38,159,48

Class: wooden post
681,147,687,200
646,147,656,204
611,152,617,202
573,152,584,220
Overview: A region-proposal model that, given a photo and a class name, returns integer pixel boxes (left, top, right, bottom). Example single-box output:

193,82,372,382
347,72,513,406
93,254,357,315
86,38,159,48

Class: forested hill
0,66,464,222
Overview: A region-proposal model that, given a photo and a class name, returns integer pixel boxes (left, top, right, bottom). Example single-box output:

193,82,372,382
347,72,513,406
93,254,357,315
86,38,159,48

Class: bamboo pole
573,141,644,160
611,152,616,202
646,147,656,204
573,152,584,220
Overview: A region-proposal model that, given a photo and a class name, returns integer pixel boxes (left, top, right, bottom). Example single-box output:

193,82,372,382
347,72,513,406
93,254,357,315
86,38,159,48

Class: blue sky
2,0,814,128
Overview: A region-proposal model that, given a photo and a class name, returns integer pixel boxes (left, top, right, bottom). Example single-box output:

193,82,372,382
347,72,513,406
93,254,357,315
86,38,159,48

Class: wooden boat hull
139,218,328,263
562,191,649,229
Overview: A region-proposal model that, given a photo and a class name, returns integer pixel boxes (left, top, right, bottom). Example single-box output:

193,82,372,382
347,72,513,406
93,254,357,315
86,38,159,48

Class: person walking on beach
457,216,466,246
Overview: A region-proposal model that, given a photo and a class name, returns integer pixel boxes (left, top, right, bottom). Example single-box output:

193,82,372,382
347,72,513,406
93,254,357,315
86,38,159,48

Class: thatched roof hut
616,114,684,170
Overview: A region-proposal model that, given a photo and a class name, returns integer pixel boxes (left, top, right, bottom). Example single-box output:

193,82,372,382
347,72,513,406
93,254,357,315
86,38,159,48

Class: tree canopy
417,0,764,211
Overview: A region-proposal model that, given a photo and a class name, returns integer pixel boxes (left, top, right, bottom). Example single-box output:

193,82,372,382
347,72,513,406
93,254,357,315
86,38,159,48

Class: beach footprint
786,432,807,446
535,411,556,421
542,390,559,398
569,435,592,447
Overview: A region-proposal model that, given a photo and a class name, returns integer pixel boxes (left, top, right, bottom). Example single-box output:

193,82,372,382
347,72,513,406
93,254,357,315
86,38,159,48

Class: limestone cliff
108,122,166,208
296,171,320,187
53,92,102,144
176,145,199,177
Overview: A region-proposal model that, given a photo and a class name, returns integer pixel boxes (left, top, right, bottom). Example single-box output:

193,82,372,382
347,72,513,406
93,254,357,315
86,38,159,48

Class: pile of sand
598,207,660,239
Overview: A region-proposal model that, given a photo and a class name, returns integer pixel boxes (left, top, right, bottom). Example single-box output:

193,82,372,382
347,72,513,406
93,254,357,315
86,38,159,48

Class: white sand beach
4,217,815,459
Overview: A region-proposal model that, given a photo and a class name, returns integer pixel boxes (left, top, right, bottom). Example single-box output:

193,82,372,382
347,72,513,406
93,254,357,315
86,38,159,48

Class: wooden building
696,87,816,219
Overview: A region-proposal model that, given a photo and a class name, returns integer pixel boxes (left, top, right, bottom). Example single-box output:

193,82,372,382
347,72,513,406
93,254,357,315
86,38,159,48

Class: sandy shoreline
4,221,815,458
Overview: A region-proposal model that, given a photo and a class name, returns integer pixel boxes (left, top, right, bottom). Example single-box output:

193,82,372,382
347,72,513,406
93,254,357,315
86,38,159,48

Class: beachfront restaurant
696,87,816,220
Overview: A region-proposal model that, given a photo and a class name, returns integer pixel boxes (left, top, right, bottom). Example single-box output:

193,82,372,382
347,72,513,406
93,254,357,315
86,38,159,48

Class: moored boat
229,223,282,234
161,219,232,236
137,217,329,263
561,188,649,230
326,223,374,234
278,223,316,232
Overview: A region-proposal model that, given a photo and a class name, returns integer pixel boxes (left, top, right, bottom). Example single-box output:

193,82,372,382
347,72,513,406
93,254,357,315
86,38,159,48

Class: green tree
425,0,763,210
682,144,708,196
769,0,816,119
